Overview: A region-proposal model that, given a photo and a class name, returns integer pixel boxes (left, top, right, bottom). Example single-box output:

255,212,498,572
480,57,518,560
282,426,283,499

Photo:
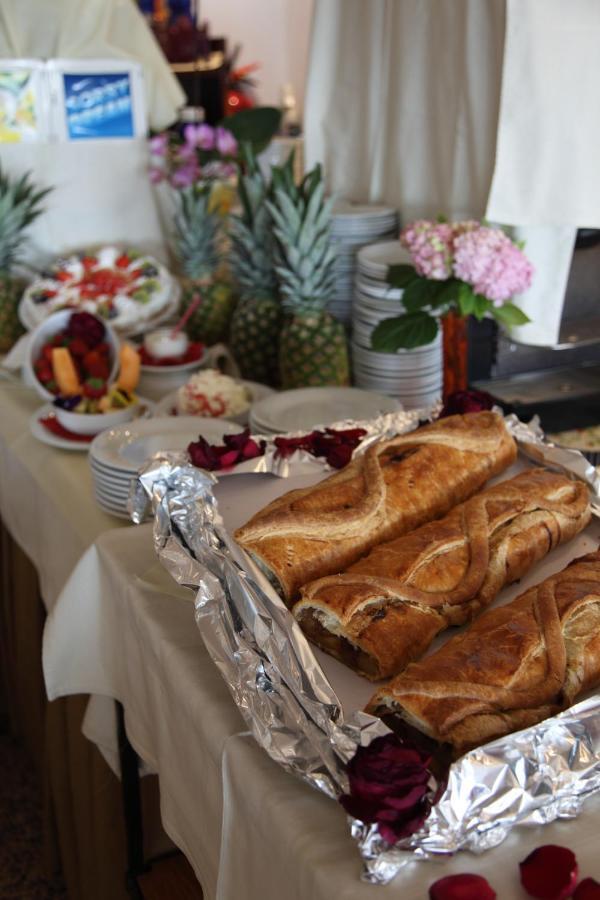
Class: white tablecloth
1,379,599,898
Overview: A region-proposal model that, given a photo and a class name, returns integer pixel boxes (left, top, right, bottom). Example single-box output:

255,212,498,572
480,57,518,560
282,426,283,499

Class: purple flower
215,126,238,157
176,142,198,163
149,166,165,184
339,734,438,844
184,123,215,150
149,133,169,156
170,163,200,188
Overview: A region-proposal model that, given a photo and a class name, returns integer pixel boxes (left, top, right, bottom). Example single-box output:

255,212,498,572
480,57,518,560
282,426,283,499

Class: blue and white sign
63,72,135,140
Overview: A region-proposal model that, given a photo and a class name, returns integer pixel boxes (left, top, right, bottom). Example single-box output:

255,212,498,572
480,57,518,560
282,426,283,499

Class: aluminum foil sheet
131,415,600,885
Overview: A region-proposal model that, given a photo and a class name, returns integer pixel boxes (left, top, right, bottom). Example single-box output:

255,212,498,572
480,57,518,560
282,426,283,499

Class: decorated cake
21,247,176,333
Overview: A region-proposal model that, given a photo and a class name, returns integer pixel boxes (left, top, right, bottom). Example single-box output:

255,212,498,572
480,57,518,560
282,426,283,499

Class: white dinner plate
90,416,241,474
248,386,400,435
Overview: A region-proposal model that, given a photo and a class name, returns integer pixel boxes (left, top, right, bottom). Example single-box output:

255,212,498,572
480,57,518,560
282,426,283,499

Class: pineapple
0,164,50,352
228,147,282,385
174,185,236,346
268,160,349,388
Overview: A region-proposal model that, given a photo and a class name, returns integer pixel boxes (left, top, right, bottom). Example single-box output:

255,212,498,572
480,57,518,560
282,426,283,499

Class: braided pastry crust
295,469,591,679
235,412,516,603
367,551,600,755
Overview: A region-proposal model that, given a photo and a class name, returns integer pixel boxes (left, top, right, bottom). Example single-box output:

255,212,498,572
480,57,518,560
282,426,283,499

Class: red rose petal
519,846,578,900
429,874,496,900
574,879,600,900
218,449,240,469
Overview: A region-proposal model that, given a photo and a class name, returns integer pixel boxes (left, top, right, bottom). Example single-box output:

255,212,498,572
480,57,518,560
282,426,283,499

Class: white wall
199,0,314,118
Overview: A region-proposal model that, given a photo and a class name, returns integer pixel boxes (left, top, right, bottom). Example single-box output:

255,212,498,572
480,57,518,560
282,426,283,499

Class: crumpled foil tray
131,412,600,884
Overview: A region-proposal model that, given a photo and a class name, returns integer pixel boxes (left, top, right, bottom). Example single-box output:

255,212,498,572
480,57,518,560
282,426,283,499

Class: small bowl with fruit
137,328,206,401
26,309,119,401
51,342,143,436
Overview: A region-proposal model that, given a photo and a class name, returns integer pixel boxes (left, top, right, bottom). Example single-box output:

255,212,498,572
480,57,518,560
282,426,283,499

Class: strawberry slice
115,253,130,269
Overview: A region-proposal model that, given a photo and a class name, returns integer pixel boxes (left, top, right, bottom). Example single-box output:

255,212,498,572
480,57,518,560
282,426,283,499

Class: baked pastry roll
235,412,516,604
295,468,591,679
367,551,600,756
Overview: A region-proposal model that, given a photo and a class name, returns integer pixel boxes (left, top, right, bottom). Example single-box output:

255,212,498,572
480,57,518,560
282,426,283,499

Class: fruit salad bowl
53,401,139,436
24,309,120,401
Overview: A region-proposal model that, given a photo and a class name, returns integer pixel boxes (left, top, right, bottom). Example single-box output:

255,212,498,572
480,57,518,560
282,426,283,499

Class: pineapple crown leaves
0,163,51,273
266,160,337,314
173,186,222,280
228,141,278,300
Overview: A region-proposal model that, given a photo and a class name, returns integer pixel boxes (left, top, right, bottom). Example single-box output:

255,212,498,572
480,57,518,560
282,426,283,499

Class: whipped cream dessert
176,369,250,418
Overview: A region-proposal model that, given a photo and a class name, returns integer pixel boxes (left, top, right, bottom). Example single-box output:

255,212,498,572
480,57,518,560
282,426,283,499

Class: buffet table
1,376,600,899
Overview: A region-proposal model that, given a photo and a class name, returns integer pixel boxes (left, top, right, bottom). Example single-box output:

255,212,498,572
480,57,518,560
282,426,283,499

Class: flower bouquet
371,220,534,353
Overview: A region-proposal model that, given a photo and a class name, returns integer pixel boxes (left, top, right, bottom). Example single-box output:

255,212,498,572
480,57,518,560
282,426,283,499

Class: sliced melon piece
117,342,141,393
51,347,81,396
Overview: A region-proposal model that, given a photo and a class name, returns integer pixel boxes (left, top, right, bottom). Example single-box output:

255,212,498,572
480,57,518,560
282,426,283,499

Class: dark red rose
187,430,266,471
274,427,366,469
574,878,600,899
66,311,106,348
519,845,578,900
439,389,496,419
326,442,354,469
187,435,222,470
429,873,496,900
339,734,437,844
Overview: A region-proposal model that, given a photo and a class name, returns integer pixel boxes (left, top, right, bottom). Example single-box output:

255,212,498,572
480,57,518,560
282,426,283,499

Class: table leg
116,701,146,899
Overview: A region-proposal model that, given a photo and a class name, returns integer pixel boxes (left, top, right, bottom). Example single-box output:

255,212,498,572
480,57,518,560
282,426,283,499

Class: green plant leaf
221,107,282,154
371,312,439,351
492,302,531,327
402,278,447,313
455,282,476,316
386,264,418,288
472,293,491,320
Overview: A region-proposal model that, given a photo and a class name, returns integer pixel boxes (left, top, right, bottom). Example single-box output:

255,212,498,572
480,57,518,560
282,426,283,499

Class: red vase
442,311,468,400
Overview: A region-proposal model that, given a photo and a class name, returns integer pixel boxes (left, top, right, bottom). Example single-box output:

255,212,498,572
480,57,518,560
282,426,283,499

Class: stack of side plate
89,416,239,518
249,386,401,436
353,242,443,409
328,202,399,325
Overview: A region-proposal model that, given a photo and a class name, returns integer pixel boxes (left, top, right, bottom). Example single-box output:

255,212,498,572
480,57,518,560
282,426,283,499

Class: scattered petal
574,879,600,900
429,873,496,900
519,846,578,900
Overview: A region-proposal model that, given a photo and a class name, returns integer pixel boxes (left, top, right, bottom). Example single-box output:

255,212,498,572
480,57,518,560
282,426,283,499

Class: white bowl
24,309,120,401
54,402,138,436
138,355,207,401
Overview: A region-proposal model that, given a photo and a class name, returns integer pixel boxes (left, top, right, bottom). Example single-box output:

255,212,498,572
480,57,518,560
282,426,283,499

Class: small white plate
90,416,241,474
30,405,92,452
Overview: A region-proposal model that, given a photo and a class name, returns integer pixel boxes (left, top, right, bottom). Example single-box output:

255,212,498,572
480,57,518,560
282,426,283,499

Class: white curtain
305,0,600,346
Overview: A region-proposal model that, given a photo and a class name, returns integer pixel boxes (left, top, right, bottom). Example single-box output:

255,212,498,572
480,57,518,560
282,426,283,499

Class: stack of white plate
249,386,400,435
328,202,399,325
89,416,239,518
352,242,443,409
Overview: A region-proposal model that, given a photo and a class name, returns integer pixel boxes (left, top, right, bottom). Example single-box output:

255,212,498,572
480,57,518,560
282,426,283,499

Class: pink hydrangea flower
215,126,238,156
184,123,215,150
400,221,454,280
453,226,534,303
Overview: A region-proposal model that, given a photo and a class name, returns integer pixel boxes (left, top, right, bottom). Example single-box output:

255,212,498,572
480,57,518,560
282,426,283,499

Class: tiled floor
0,735,67,900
